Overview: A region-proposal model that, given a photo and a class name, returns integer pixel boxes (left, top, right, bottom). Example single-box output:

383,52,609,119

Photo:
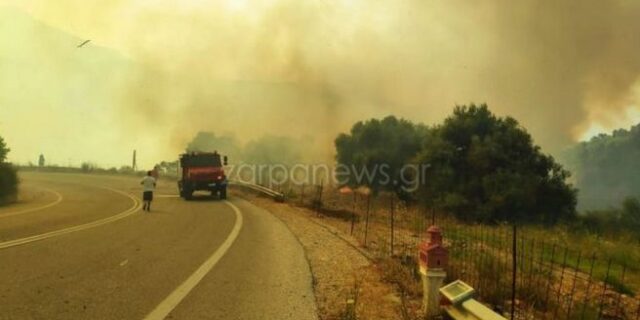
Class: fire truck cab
178,151,228,200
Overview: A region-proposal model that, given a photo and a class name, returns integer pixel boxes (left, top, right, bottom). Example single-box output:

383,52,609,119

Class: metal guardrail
228,180,285,202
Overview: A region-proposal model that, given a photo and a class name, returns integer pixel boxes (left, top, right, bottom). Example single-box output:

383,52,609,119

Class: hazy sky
1,0,639,169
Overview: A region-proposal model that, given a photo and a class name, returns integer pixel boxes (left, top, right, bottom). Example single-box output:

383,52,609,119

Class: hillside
0,7,133,166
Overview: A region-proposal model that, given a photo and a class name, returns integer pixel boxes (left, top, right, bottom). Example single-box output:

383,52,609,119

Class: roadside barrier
228,180,285,202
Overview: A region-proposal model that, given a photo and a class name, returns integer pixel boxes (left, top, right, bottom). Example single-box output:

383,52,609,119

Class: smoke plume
2,0,640,166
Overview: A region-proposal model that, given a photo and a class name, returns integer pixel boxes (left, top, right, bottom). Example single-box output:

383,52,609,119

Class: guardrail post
419,225,448,318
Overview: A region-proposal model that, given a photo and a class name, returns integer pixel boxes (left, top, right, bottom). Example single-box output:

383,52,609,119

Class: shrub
0,163,18,205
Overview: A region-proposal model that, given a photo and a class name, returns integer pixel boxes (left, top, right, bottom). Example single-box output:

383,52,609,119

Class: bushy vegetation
334,116,428,197
577,196,640,239
419,104,577,224
0,136,18,205
0,163,18,205
561,123,640,210
334,105,577,225
80,162,98,172
0,136,8,163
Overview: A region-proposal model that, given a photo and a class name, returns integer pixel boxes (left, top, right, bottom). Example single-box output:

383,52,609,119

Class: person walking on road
140,171,156,212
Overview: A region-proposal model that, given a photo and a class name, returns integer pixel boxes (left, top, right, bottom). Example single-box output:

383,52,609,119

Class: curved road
0,172,317,320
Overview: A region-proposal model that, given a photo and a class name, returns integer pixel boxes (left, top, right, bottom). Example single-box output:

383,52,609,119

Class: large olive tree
418,104,577,224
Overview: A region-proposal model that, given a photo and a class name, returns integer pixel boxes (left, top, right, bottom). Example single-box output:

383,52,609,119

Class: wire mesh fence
279,182,640,320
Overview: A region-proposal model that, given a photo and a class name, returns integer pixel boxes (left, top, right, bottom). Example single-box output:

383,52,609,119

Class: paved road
0,172,317,320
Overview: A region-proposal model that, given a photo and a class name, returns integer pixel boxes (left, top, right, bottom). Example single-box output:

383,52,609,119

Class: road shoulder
233,190,401,320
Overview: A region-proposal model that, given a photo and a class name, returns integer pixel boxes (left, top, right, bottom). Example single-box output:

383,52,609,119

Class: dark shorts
143,191,153,201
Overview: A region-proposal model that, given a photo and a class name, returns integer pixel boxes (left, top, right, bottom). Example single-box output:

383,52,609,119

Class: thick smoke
5,0,640,165
119,0,640,154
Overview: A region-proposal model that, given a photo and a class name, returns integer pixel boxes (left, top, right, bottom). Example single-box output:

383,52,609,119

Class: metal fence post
552,247,569,319
543,243,557,310
615,264,627,318
316,180,324,215
477,224,486,294
580,253,597,319
390,194,395,256
510,224,517,320
597,258,613,319
350,192,356,235
565,251,582,318
363,194,371,247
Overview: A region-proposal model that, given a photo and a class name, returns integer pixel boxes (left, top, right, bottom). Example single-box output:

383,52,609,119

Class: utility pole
132,150,137,171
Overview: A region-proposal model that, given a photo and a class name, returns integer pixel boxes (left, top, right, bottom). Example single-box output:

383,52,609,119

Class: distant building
38,154,45,167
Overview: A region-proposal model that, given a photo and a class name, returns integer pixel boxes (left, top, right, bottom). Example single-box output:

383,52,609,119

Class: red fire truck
178,151,228,200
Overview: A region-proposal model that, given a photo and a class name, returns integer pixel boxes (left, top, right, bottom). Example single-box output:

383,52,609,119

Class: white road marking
155,195,180,198
143,200,244,320
0,187,141,250
0,187,63,218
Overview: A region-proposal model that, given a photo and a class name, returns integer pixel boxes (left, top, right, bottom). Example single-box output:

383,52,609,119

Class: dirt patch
233,189,405,320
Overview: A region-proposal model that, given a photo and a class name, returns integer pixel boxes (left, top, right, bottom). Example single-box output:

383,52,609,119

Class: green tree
80,162,97,173
0,163,18,204
621,197,640,230
0,135,17,205
334,115,428,198
0,136,9,163
561,124,640,210
418,104,577,224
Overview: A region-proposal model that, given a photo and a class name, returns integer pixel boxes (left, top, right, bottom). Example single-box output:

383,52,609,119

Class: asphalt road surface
0,172,317,320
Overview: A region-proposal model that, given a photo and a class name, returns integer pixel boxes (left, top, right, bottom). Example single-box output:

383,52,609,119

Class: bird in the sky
77,40,91,48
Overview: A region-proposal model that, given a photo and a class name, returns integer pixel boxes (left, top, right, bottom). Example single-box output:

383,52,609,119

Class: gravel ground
233,189,403,320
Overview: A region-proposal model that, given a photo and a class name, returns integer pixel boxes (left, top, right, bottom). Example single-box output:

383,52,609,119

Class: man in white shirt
140,171,156,212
